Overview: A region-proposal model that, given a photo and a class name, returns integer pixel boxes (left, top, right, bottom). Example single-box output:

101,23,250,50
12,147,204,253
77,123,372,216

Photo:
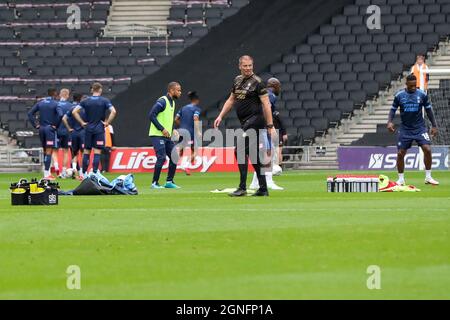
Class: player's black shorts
39,125,58,149
178,135,194,148
85,130,105,150
58,133,70,149
241,114,265,131
397,128,431,150
70,129,85,153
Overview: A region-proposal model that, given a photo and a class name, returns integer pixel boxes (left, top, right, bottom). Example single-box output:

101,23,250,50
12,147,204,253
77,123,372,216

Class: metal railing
282,146,309,164
0,148,43,170
103,24,168,38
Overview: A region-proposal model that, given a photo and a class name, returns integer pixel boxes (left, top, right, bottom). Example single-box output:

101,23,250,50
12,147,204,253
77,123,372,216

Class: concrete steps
297,162,339,170
104,0,171,37
1,130,40,172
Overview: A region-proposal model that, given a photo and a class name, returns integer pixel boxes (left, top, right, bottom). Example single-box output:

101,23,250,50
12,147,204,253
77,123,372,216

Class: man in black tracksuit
214,55,275,197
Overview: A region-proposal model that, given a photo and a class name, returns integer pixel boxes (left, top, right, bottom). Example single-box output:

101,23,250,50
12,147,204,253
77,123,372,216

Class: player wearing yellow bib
148,82,182,189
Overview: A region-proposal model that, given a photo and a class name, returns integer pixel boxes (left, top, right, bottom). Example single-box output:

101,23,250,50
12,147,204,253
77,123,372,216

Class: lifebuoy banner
109,147,239,173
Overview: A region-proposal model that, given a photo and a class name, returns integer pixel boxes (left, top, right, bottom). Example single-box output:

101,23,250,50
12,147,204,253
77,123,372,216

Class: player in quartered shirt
174,91,202,176
387,74,439,186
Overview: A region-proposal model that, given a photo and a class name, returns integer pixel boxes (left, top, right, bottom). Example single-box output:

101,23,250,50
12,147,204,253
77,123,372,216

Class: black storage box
10,179,59,206
10,179,31,206
29,180,59,205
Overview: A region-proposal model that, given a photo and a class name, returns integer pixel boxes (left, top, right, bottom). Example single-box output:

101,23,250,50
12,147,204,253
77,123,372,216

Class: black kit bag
10,178,31,206
29,179,59,205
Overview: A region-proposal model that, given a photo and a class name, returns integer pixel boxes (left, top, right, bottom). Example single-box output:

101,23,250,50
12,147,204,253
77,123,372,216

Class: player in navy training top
387,74,439,185
55,88,74,178
175,91,202,175
72,82,117,177
267,78,287,162
62,93,87,180
27,88,63,179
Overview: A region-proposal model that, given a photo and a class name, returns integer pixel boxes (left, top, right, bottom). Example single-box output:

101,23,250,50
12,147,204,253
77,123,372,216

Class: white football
272,165,283,176
66,168,74,178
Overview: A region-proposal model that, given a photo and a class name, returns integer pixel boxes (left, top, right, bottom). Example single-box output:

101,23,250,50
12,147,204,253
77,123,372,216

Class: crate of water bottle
327,175,379,193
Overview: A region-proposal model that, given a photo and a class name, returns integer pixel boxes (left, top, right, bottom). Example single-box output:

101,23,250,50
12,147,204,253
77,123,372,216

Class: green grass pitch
0,170,449,299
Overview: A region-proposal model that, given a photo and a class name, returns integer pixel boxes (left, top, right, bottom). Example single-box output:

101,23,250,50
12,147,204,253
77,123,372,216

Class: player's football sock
167,159,177,181
249,172,259,189
152,157,164,184
93,154,101,173
397,173,405,184
82,154,89,174
425,170,432,180
254,168,268,192
265,171,274,185
44,170,50,177
72,162,77,170
44,154,52,172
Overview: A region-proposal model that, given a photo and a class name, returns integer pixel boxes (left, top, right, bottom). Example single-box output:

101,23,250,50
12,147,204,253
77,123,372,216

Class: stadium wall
112,0,354,147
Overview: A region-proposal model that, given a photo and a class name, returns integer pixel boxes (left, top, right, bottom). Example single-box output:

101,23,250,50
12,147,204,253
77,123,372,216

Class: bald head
267,77,281,95
167,81,182,100
60,88,70,100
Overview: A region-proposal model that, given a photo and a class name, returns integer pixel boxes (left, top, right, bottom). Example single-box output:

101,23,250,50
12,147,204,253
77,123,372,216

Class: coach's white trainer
249,182,259,190
249,172,259,190
425,177,439,185
268,183,284,190
250,183,284,190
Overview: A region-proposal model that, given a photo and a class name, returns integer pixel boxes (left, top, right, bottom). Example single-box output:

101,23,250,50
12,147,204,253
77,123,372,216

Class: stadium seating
352,78,450,146
256,0,450,145
428,79,450,145
0,0,249,148
168,0,249,45
2,0,449,148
